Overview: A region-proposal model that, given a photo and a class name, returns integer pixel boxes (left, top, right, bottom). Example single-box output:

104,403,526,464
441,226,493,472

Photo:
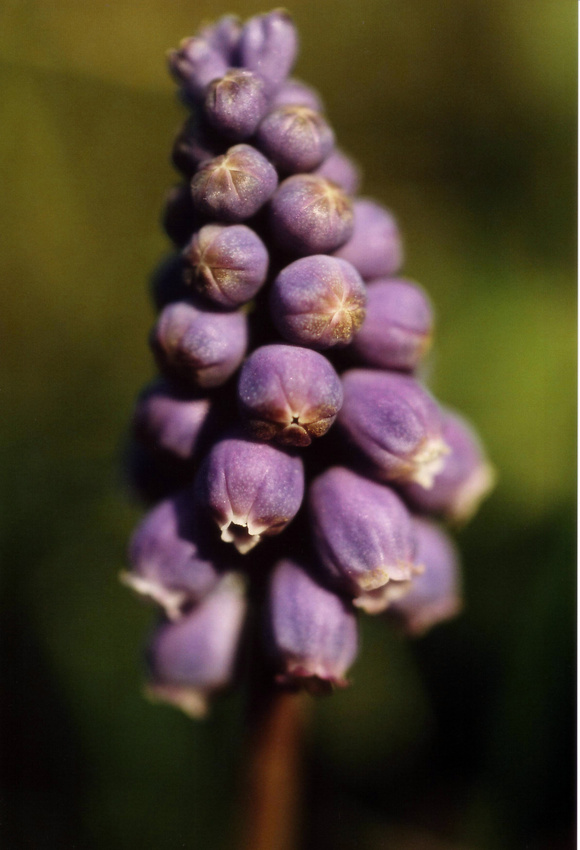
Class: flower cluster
123,10,495,717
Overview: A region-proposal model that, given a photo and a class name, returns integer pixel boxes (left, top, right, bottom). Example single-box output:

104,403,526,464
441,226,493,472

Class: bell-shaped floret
123,488,226,619
256,106,334,174
268,559,358,692
269,175,354,256
204,70,269,141
270,255,366,349
399,410,496,523
196,433,304,553
337,370,449,488
183,224,269,308
145,573,247,717
309,466,419,597
151,300,248,389
191,144,278,223
349,278,433,372
333,199,403,280
386,518,462,635
168,37,228,101
237,344,343,447
313,149,361,196
238,10,298,94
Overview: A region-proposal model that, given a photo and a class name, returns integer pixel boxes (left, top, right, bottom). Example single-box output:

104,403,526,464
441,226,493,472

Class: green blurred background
0,1,575,848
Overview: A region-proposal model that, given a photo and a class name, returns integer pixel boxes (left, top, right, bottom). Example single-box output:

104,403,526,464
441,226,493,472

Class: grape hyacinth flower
123,9,494,729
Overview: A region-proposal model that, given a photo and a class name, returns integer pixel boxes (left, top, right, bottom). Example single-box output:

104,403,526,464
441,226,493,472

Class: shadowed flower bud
196,433,304,553
268,559,358,692
123,488,224,619
399,410,496,523
270,78,323,112
151,300,248,389
349,278,433,372
338,370,449,488
204,70,269,140
313,149,361,196
199,15,242,63
238,10,298,94
191,144,278,222
183,223,269,308
150,254,190,311
168,37,228,101
270,255,366,349
333,199,403,280
171,115,227,179
386,518,462,635
238,344,343,446
309,467,419,597
269,175,354,256
256,106,334,174
132,379,217,462
145,573,247,717
162,184,201,248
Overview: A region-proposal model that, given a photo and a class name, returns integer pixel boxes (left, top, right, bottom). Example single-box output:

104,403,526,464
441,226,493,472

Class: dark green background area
0,1,575,848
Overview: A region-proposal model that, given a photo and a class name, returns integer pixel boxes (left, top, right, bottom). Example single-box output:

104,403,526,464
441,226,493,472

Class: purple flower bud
171,116,227,179
123,488,224,619
349,278,433,372
162,184,200,248
256,106,334,174
269,175,354,256
191,144,278,223
204,70,269,141
399,411,496,523
196,434,304,553
270,78,324,112
238,10,298,94
132,379,217,462
386,518,462,635
145,573,247,717
270,255,366,349
183,223,269,308
238,344,343,446
268,559,358,692
309,467,418,597
151,300,248,389
337,370,449,488
313,149,361,196
198,15,242,63
333,199,403,280
150,254,191,312
168,37,228,101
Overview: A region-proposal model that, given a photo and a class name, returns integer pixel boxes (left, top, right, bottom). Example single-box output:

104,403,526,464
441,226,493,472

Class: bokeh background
0,1,575,848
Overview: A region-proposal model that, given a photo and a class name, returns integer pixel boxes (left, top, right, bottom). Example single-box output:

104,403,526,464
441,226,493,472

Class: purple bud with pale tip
269,175,354,256
183,223,269,308
145,573,247,717
195,433,304,554
238,10,298,94
256,106,334,174
268,559,358,692
151,300,248,389
132,379,217,463
167,37,228,101
122,488,225,620
386,518,462,635
204,70,269,141
270,255,366,349
270,78,323,112
333,199,403,280
349,278,433,372
191,144,278,223
198,15,242,63
313,148,361,196
337,370,449,488
309,466,419,597
399,410,496,523
237,344,343,447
